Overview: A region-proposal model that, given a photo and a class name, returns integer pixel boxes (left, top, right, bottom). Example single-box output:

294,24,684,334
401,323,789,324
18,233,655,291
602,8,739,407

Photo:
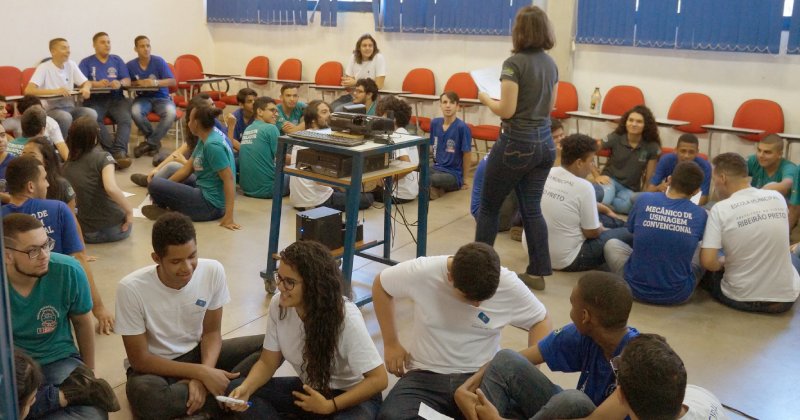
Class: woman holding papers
475,5,559,291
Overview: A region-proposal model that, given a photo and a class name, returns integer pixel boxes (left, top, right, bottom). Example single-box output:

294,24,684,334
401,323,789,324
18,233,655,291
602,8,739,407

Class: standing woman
225,241,387,419
332,34,387,110
475,5,558,291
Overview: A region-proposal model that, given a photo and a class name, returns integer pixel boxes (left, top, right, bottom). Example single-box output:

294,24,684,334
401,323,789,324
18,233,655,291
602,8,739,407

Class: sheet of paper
470,66,501,100
123,191,135,198
133,194,153,219
418,402,454,420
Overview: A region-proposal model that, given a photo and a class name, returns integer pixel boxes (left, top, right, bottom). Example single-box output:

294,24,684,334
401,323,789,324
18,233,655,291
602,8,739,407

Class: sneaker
60,364,120,412
112,152,132,170
509,226,523,242
133,142,158,158
518,272,545,291
130,173,149,188
142,204,170,220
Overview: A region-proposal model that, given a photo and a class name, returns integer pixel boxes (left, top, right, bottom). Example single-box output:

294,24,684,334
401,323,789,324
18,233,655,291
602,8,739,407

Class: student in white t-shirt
331,34,387,110
225,240,388,418
115,213,264,419
373,242,551,420
700,153,800,314
24,38,97,139
501,334,728,420
373,95,419,203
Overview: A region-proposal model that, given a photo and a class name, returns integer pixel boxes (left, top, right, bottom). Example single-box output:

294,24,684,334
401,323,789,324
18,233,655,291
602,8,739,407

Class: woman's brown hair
512,6,555,53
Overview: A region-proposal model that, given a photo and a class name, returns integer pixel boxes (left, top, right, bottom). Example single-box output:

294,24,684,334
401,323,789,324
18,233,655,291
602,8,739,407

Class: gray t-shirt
500,49,558,136
63,148,125,232
600,132,660,191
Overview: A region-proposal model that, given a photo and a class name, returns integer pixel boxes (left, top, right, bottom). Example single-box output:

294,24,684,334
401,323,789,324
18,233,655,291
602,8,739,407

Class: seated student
593,105,661,214
374,242,551,420
455,271,638,420
373,95,419,203
332,33,387,110
550,118,567,166
79,32,133,169
542,134,631,273
4,213,120,419
127,35,177,158
605,161,708,305
0,99,21,137
289,101,374,211
15,349,44,420
13,95,70,159
746,133,795,198
239,96,284,198
22,137,77,210
0,124,13,179
116,212,263,419
276,83,306,134
429,91,472,199
224,87,258,149
144,105,240,230
24,38,97,139
225,241,388,418
646,133,711,206
63,117,133,243
4,156,116,333
8,106,47,156
700,153,800,314
338,78,379,115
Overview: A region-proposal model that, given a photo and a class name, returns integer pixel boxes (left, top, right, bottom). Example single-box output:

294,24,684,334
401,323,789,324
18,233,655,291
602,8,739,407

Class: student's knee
66,404,109,420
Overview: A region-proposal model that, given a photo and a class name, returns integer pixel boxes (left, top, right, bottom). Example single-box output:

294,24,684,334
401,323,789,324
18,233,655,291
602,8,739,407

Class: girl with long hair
22,137,75,210
226,241,387,419
332,33,387,110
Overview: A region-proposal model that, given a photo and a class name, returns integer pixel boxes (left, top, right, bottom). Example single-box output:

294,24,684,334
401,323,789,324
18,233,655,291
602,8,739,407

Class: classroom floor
82,144,792,420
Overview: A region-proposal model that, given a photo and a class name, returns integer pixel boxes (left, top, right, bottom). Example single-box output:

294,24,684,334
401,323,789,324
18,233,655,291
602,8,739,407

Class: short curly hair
560,134,598,166
452,242,501,302
152,212,196,257
375,96,412,128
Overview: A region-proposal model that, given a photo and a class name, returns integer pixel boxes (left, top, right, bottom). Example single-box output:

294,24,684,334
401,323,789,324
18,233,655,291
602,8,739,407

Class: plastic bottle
590,87,601,115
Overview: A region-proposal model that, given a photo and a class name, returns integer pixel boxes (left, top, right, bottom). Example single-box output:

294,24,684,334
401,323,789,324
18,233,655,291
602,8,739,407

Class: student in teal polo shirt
240,96,287,198
144,106,240,230
337,78,379,115
5,213,120,418
747,134,796,198
9,106,48,156
276,83,306,134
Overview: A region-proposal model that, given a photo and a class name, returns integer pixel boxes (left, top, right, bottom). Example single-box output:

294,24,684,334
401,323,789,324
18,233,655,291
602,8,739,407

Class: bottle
590,87,601,115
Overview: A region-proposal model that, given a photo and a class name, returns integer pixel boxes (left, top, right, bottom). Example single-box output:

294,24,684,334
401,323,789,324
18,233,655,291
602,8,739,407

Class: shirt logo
195,299,207,307
446,139,456,153
477,312,490,324
37,305,60,334
108,67,118,79
501,66,515,77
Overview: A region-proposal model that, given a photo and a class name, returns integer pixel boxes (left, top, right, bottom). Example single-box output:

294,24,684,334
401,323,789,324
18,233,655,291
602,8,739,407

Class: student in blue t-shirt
3,156,116,334
126,35,177,158
79,32,133,168
224,87,257,149
646,133,711,206
605,161,709,305
429,91,472,200
455,271,638,420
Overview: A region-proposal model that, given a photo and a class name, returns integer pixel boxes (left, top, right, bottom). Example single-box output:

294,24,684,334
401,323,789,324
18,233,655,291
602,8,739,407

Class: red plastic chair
277,58,302,81
470,124,501,158
551,81,578,120
21,67,35,91
731,99,784,142
402,68,436,133
668,93,714,134
0,66,22,97
601,85,645,116
314,61,343,86
443,72,478,100
222,56,271,106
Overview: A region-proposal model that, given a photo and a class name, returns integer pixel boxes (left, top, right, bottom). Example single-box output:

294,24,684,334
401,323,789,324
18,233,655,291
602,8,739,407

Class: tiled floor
80,147,791,419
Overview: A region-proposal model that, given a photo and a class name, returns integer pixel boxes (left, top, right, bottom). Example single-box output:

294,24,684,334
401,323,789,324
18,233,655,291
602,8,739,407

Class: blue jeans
479,350,596,420
430,167,461,191
85,95,132,155
600,178,635,214
154,161,197,185
47,106,98,140
475,128,556,276
228,376,382,420
379,370,474,420
131,97,177,148
148,177,225,221
28,355,107,420
83,223,132,244
561,228,632,272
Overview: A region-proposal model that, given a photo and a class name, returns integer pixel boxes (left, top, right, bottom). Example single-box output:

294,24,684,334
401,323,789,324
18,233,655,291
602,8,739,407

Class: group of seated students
8,208,727,419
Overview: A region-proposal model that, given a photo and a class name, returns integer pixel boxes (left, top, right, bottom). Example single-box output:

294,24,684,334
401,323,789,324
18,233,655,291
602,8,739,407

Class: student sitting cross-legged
225,240,388,419
239,96,287,199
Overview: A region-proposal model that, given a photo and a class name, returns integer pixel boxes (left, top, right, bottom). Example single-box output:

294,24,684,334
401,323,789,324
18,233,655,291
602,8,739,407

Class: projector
329,112,396,137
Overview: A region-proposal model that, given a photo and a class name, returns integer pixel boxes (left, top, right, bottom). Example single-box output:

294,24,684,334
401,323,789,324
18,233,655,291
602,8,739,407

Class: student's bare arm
527,311,553,347
71,311,96,369
700,247,723,271
372,274,410,377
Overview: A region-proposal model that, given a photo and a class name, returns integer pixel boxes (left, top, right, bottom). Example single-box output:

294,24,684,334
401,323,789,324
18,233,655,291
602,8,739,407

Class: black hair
253,96,276,112
712,153,748,178
303,100,331,129
280,83,300,94
5,156,44,195
48,38,67,50
550,117,563,132
15,349,43,414
577,271,632,329
152,212,196,257
134,35,149,47
375,96,412,128
560,134,598,166
16,95,43,114
614,105,661,146
3,213,44,245
92,32,109,43
355,78,379,102
440,91,460,104
353,34,380,64
24,137,69,203
676,133,699,148
452,242,501,302
65,116,99,162
236,87,258,105
21,106,46,138
670,161,704,196
192,106,223,130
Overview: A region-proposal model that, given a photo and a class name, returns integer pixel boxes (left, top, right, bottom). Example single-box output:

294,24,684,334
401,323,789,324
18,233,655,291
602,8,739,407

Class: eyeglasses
6,237,56,259
610,355,622,382
274,272,300,291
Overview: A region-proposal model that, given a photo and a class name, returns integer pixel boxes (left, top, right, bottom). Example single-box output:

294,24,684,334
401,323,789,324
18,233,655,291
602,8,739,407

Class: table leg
417,143,429,257
263,143,289,293
413,102,421,134
383,176,393,259
341,157,364,288
707,132,714,157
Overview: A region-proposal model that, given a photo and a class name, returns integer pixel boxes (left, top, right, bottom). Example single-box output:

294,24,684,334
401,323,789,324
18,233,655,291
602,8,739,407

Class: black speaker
296,207,343,250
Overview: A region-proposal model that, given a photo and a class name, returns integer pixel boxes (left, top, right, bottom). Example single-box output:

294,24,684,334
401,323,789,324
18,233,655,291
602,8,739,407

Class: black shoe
134,142,157,158
130,173,149,188
152,150,169,167
60,364,120,412
112,152,132,170
142,204,170,220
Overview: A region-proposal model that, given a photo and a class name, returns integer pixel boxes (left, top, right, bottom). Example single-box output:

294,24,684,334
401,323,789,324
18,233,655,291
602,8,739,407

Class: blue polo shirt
231,108,255,142
79,54,130,99
126,55,173,99
649,154,712,197
430,117,472,187
2,198,84,255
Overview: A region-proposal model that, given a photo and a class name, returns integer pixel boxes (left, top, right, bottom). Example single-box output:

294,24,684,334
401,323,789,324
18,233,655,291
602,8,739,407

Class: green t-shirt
276,102,306,134
240,120,280,198
10,252,92,365
8,137,29,156
192,130,236,209
747,154,796,196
